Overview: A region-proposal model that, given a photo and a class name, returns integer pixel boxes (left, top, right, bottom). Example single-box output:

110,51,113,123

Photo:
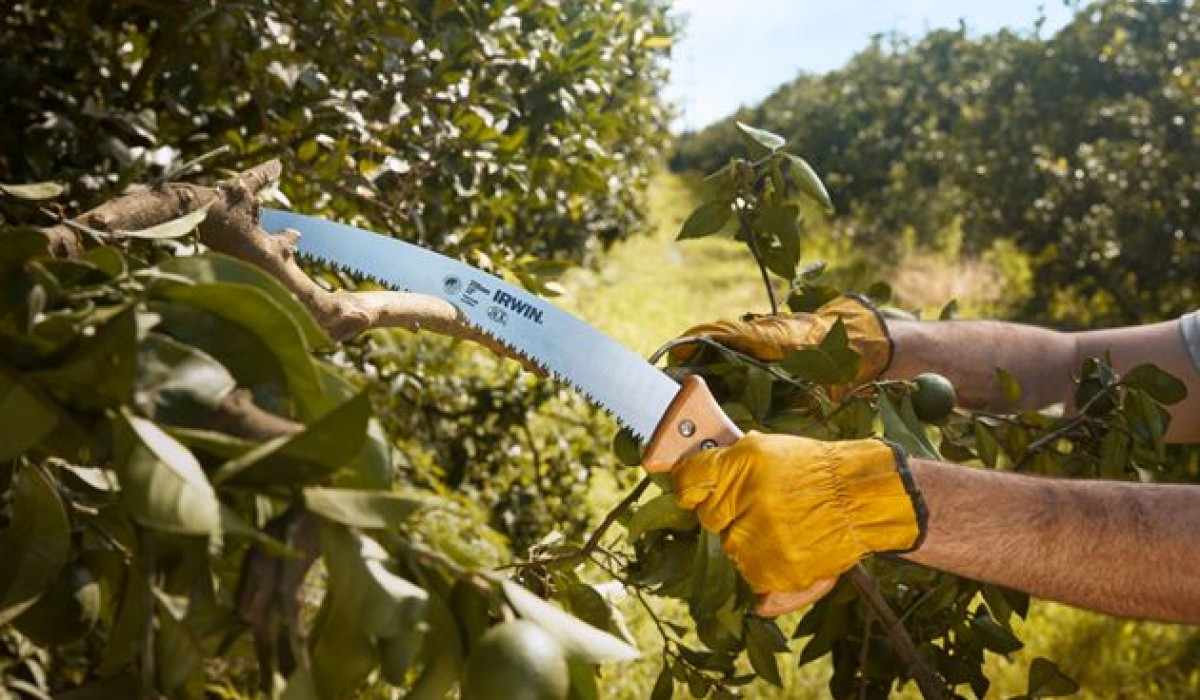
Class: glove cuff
810,295,895,384
833,438,928,555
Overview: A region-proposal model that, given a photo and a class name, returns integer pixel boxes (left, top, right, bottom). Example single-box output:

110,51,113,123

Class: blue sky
667,0,1079,131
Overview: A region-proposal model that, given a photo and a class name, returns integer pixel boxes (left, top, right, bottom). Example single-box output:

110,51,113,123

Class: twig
510,476,653,569
737,206,778,314
1014,412,1097,471
858,605,875,700
848,565,945,700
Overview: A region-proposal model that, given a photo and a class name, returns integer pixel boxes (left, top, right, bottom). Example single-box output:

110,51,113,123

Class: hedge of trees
672,0,1200,327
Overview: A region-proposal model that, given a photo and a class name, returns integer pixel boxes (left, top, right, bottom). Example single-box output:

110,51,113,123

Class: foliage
0,0,676,697
2,0,672,266
618,124,1187,698
671,0,1200,327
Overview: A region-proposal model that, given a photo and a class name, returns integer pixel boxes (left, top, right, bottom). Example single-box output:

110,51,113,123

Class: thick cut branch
38,160,516,356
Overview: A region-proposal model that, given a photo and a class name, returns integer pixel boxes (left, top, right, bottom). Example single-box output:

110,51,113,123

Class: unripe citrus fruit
461,619,569,700
911,373,956,423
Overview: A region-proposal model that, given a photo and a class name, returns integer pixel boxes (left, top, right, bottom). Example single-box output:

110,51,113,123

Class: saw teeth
296,249,654,443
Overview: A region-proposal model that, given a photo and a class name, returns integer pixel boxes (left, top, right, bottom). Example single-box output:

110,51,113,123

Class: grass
556,171,1200,698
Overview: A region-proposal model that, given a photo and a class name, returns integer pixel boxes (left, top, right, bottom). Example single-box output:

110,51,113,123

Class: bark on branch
40,159,515,355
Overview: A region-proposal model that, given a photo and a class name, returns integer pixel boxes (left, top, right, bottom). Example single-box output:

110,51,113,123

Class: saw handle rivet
700,439,718,450
678,419,696,438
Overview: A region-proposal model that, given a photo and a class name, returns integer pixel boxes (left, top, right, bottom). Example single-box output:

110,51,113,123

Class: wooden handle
641,375,742,473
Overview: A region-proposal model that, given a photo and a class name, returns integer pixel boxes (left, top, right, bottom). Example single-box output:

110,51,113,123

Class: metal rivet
678,419,696,437
700,439,718,450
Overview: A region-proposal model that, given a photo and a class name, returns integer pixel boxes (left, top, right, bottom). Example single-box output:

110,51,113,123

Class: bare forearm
882,320,1076,410
902,459,1200,623
882,318,1200,440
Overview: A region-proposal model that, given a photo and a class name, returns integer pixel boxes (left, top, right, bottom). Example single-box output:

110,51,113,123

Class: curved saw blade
260,208,679,441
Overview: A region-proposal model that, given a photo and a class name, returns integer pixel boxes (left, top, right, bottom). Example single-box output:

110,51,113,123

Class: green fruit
461,620,569,700
911,373,957,423
14,561,101,646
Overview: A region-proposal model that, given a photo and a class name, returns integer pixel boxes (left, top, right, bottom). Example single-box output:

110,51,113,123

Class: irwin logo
492,290,544,324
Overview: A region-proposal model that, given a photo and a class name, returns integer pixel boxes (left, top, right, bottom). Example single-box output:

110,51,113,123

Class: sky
667,0,1079,131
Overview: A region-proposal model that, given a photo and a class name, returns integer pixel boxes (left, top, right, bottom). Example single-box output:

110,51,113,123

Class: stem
858,606,874,700
738,207,778,314
1014,412,1097,471
511,476,652,569
848,565,945,700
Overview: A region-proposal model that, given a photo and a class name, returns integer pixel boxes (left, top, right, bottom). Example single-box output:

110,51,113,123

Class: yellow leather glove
672,295,892,386
672,432,927,598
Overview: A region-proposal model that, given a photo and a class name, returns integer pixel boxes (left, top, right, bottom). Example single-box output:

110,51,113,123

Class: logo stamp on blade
492,289,545,324
442,275,462,295
487,306,508,324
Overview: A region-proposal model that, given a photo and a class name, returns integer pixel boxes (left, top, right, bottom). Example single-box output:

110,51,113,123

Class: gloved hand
672,432,927,610
672,295,892,386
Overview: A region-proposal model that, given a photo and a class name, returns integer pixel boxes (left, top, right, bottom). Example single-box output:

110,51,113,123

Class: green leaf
156,612,205,699
753,203,800,279
939,298,960,320
779,318,860,385
0,182,65,200
566,582,633,645
878,393,939,460
1023,657,1081,698
1097,428,1131,479
32,306,138,409
612,427,642,466
626,492,698,541
0,363,59,462
0,465,70,625
405,592,464,700
278,667,320,700
152,282,323,419
740,367,774,420
1123,363,1187,405
310,595,379,700
974,422,1000,467
567,658,599,700
159,253,332,351
996,367,1023,405
303,487,437,529
865,281,892,305
970,611,1023,654
688,530,737,620
113,201,213,240
735,122,786,152
135,333,236,421
745,617,787,687
211,391,371,486
112,409,222,536
678,200,732,240
650,664,674,700
321,525,429,639
784,153,834,212
500,578,640,663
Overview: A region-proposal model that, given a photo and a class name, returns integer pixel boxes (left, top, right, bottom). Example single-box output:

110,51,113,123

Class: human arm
903,458,1200,623
673,433,1200,623
884,318,1200,441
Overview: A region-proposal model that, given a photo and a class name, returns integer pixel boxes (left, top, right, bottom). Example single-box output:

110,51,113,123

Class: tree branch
37,160,528,365
849,566,946,700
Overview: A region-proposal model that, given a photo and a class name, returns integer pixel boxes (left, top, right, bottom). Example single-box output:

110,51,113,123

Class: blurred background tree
672,0,1200,328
